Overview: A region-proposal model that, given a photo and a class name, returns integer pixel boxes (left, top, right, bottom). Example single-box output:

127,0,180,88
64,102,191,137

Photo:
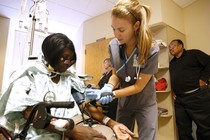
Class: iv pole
29,0,48,59
28,0,48,60
28,0,38,58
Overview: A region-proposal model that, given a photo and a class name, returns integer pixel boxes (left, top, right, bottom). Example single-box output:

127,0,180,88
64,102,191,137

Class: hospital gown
0,60,85,139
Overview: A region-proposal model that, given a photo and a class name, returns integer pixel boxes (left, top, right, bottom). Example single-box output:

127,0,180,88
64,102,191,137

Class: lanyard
116,47,137,73
123,54,131,82
123,48,138,82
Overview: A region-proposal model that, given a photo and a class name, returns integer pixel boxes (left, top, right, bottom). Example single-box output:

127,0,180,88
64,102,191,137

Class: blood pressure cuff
72,88,85,105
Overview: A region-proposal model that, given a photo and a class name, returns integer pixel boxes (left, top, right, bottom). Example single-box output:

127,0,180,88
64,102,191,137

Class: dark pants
102,98,118,120
175,88,210,140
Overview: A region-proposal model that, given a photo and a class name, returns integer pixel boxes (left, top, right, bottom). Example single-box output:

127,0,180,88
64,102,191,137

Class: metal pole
29,0,38,57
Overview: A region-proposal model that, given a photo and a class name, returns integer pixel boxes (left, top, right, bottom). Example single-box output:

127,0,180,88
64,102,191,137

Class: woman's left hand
112,123,134,140
98,95,113,104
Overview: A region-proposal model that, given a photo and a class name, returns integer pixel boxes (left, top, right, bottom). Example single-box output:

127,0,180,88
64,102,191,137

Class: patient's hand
112,123,134,140
199,79,207,87
66,125,107,140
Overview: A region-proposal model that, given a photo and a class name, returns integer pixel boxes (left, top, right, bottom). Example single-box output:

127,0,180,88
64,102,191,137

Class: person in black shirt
98,58,119,120
97,58,114,89
90,58,118,120
169,39,210,140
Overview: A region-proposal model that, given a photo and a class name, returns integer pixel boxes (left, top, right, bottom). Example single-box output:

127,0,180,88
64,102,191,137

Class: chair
0,101,75,140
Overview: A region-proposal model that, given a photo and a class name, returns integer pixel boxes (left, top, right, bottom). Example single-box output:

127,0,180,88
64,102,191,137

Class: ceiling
0,0,118,30
172,0,197,8
0,0,197,31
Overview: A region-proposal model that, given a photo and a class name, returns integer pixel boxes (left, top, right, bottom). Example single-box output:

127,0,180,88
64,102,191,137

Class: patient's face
53,48,75,73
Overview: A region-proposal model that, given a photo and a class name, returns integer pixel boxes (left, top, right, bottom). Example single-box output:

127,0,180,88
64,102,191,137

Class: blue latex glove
85,89,101,100
98,95,113,105
85,83,114,100
100,83,113,96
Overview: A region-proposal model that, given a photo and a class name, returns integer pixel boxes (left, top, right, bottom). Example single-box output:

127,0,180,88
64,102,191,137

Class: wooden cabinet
151,22,186,140
85,38,113,84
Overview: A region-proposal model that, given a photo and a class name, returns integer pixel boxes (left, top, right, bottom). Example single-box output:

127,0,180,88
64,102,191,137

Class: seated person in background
96,58,119,120
0,33,134,140
97,58,117,89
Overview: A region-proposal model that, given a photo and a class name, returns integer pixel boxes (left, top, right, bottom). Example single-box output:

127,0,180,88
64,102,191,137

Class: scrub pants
175,88,210,140
116,103,158,140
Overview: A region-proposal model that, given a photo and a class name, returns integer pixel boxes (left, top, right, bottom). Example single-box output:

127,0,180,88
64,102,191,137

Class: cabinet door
85,38,113,84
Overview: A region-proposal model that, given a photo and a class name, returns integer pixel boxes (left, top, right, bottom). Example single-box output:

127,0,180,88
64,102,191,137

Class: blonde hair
104,58,113,67
112,0,152,64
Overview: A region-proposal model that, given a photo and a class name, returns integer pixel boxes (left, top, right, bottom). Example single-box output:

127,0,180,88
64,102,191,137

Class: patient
0,33,133,140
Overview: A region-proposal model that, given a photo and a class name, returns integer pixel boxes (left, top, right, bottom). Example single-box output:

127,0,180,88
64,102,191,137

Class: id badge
133,54,138,67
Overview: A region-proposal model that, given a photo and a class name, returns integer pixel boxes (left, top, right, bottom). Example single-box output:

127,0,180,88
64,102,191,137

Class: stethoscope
116,47,141,82
116,44,158,83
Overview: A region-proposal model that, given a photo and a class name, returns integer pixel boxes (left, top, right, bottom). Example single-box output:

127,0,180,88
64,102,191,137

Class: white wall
74,24,84,75
141,0,162,25
2,18,83,89
160,0,185,33
83,0,185,45
83,11,113,45
183,0,210,54
3,20,48,86
3,20,23,88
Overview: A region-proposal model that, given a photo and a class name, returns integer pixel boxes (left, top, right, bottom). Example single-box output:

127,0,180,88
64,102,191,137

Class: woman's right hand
66,125,107,140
